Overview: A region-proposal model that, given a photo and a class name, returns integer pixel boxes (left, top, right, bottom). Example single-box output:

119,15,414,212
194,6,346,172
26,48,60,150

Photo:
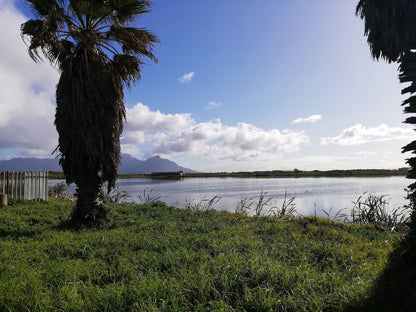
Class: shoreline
48,168,408,180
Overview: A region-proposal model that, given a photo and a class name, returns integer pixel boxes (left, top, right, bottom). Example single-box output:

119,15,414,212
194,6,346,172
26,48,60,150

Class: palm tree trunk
71,167,106,224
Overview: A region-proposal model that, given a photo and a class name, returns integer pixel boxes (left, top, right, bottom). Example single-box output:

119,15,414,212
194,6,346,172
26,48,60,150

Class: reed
48,182,74,201
349,192,411,232
136,187,165,205
235,190,297,218
99,185,132,204
185,195,221,211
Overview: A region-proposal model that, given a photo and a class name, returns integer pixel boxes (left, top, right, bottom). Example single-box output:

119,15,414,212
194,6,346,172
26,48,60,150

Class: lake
50,176,410,217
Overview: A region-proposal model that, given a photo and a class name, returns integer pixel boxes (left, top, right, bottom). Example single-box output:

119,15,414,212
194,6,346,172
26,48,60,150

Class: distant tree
356,0,416,227
21,0,158,224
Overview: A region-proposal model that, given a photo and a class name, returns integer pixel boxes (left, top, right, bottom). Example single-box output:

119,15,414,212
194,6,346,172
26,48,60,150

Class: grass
0,198,410,311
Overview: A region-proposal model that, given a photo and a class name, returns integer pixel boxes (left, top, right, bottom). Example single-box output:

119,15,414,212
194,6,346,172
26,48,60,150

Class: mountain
0,154,197,174
118,154,197,174
0,157,61,172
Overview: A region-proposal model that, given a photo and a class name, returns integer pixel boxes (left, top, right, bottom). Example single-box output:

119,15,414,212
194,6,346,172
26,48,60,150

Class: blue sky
0,0,414,171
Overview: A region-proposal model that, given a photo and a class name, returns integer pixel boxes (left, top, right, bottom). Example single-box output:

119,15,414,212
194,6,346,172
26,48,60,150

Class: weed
349,193,411,232
322,207,348,222
99,185,132,204
235,191,297,218
136,188,165,205
235,197,254,215
274,191,297,218
185,195,221,211
48,182,74,201
253,190,274,216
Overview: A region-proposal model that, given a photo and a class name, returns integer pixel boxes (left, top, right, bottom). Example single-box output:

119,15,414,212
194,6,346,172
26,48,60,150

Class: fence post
24,172,29,200
19,172,23,200
0,171,6,206
0,171,4,195
0,193,6,207
11,172,15,200
6,171,9,198
45,172,48,200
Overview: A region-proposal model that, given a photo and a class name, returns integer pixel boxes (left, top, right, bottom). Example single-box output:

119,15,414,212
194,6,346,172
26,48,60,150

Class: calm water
51,176,410,217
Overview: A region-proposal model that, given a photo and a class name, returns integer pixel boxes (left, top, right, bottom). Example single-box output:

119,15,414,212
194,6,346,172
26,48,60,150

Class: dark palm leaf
106,26,158,60
108,0,152,24
357,0,416,226
26,0,62,17
356,0,416,62
112,54,142,87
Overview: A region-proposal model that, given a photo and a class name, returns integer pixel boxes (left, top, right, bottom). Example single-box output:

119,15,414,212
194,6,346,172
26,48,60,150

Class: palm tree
21,0,158,224
356,1,416,227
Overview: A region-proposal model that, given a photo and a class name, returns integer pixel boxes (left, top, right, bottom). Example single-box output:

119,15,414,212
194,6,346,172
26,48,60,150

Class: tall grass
48,182,74,201
99,185,132,204
235,190,297,218
274,191,297,218
136,188,165,205
234,191,410,233
185,195,221,211
349,193,411,232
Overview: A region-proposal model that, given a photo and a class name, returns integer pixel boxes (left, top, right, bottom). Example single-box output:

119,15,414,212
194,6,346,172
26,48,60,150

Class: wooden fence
0,172,48,201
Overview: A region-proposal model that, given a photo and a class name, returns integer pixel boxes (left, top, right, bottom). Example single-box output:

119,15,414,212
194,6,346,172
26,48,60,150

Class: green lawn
0,199,408,311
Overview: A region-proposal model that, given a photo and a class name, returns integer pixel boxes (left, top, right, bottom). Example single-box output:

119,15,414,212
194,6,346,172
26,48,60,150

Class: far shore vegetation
47,168,408,180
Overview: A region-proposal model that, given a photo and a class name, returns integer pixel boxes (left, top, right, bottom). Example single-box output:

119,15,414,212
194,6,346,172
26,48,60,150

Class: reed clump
235,190,297,218
349,193,411,233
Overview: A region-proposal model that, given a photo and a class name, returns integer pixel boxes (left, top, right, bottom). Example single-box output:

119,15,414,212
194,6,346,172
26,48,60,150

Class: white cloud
178,72,195,83
0,1,59,157
292,114,322,124
320,124,415,146
350,151,378,157
124,103,309,161
206,101,222,111
120,144,141,157
125,103,194,134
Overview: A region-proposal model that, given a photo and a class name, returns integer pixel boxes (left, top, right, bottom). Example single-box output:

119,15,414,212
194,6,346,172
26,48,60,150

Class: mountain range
0,154,197,174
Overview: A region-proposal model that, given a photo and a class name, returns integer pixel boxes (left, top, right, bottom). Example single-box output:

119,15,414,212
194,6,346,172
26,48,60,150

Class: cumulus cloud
123,103,309,161
178,72,195,83
0,1,59,157
292,114,322,124
125,103,194,134
320,124,415,146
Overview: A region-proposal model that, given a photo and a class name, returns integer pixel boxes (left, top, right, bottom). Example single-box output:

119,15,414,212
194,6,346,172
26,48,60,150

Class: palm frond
26,0,62,17
112,54,142,87
356,0,416,62
108,0,152,25
107,26,158,61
